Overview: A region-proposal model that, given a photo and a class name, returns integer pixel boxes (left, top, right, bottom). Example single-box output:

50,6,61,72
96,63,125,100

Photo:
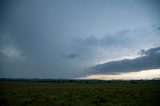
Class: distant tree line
0,78,160,83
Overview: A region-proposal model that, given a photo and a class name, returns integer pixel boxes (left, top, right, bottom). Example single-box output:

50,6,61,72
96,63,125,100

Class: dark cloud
63,53,80,59
90,47,160,74
143,47,160,55
0,0,160,79
138,47,160,56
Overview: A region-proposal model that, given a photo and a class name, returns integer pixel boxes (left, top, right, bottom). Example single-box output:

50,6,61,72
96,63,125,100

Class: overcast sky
0,0,160,79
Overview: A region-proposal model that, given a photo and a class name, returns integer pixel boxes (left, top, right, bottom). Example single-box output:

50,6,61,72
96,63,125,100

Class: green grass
0,81,160,106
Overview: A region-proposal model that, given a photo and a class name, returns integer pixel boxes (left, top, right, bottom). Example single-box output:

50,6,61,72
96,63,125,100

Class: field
0,80,160,106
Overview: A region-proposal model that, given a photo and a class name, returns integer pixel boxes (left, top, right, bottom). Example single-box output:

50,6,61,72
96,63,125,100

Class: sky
0,0,160,80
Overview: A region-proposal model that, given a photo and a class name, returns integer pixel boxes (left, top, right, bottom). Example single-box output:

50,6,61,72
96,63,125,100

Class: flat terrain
0,80,160,106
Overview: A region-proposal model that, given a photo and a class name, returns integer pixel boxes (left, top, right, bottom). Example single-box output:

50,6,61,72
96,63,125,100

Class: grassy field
0,80,160,106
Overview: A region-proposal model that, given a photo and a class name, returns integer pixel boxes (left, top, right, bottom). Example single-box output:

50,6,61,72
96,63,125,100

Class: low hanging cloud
90,47,160,74
77,69,160,80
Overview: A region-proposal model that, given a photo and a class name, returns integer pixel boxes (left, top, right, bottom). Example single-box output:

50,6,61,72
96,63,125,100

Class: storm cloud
91,47,160,74
0,0,160,79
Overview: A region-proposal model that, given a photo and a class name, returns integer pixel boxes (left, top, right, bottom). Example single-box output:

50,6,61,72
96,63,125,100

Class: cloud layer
69,25,160,62
0,0,160,79
90,47,160,74
77,69,160,80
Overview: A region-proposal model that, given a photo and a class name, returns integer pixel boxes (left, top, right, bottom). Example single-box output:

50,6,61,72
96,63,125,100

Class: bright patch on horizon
94,53,140,65
77,69,160,80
